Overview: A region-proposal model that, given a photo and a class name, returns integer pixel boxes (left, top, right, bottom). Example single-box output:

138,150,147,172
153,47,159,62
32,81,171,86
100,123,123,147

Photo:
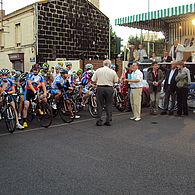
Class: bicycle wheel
37,102,53,128
115,92,126,112
59,99,76,123
4,104,16,133
88,95,97,118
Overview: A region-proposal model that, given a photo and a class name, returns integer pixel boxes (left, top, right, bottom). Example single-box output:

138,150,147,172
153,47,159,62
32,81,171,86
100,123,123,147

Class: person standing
127,43,139,62
138,44,147,62
161,61,178,115
169,40,185,61
92,60,118,126
147,62,164,115
125,62,143,121
161,51,172,62
175,61,189,116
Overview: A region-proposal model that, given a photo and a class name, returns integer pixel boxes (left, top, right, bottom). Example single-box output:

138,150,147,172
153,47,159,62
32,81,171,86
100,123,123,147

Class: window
15,23,21,47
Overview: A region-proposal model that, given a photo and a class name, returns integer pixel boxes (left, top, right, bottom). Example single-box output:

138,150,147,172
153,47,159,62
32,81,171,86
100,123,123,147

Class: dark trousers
176,87,188,115
96,86,113,122
163,85,176,112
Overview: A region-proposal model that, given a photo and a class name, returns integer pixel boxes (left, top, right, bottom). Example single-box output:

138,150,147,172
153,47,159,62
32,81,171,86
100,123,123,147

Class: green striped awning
115,3,195,26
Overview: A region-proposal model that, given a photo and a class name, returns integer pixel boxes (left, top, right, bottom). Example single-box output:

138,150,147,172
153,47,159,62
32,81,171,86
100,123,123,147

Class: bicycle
0,94,16,133
27,93,53,128
58,90,76,123
88,87,97,118
113,84,126,112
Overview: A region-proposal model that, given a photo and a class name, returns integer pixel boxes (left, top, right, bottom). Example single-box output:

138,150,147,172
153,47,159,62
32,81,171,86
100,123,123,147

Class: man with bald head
92,60,118,126
169,40,185,61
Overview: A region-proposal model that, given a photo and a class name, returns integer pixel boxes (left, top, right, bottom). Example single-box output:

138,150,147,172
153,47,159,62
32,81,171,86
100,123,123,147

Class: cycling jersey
40,70,53,85
0,78,15,92
52,75,70,90
25,72,44,91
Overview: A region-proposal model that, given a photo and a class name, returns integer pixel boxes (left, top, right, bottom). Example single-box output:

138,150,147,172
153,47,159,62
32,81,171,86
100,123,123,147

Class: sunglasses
2,74,8,76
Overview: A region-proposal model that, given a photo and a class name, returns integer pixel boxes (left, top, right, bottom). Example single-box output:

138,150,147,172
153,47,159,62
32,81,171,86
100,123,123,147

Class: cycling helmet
55,64,61,70
58,62,64,67
60,68,68,74
71,72,78,79
20,73,27,80
32,64,40,69
87,70,94,78
10,69,16,73
15,71,21,76
77,68,83,73
1,68,10,75
42,63,50,69
65,62,72,67
85,64,93,70
110,64,116,69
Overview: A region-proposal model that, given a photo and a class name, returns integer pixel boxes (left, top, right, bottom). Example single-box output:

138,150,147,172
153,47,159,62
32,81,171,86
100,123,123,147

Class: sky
3,0,195,41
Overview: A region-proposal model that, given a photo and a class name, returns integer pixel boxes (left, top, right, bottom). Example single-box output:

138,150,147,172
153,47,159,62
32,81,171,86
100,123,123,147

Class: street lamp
192,19,195,26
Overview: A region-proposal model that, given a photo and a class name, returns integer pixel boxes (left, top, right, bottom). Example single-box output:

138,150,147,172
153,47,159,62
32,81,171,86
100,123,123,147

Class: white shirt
92,66,118,86
168,69,175,84
130,69,143,88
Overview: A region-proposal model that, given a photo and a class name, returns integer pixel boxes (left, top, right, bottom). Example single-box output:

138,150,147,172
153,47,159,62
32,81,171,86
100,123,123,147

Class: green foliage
128,35,165,57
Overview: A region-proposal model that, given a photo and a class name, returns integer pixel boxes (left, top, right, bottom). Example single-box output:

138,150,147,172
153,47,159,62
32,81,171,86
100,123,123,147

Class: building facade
0,0,109,71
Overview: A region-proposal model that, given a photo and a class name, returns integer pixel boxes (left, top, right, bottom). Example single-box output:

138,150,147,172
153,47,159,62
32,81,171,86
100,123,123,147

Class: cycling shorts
24,89,35,101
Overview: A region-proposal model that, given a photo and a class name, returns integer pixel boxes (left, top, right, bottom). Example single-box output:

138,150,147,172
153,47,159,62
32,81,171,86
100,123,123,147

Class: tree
128,35,165,57
110,25,122,59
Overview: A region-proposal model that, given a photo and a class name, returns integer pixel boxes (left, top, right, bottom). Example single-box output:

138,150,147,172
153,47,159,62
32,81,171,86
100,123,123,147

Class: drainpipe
34,3,39,64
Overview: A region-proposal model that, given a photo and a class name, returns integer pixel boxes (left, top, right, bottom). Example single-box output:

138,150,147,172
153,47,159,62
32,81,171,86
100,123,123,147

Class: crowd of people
0,62,96,129
127,39,187,63
121,60,192,119
0,54,194,130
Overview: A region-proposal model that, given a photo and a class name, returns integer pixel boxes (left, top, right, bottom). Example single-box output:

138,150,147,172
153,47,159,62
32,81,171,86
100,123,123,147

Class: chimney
88,0,100,9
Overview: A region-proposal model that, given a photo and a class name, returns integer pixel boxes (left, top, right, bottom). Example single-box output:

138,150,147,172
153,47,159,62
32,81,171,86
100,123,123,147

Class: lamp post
147,0,150,57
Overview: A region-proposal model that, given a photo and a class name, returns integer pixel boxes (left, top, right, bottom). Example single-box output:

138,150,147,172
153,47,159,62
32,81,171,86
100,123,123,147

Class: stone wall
37,0,109,63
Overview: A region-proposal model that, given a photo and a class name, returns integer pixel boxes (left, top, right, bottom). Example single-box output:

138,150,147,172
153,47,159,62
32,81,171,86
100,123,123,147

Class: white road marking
0,112,129,138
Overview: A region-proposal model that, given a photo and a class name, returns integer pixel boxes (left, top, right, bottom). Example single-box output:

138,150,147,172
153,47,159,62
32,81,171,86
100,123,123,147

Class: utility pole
147,0,150,57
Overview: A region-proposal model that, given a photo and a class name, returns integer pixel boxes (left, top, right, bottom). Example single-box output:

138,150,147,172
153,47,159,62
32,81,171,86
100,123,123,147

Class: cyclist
0,69,24,129
76,68,83,82
82,64,93,77
52,64,61,79
40,63,53,86
18,73,27,120
51,68,80,119
22,64,47,128
81,70,95,106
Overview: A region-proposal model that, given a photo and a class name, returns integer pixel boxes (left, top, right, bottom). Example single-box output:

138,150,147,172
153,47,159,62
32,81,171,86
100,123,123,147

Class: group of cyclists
0,61,110,131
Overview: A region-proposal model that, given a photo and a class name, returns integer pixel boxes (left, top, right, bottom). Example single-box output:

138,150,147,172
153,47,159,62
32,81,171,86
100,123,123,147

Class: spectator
127,43,139,62
161,51,172,62
138,44,147,62
175,61,189,116
147,62,164,115
125,62,143,121
92,60,118,126
169,40,185,61
161,61,178,115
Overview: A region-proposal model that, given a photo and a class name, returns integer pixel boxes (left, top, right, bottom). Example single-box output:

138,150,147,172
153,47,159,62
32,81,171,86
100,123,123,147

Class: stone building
0,0,109,71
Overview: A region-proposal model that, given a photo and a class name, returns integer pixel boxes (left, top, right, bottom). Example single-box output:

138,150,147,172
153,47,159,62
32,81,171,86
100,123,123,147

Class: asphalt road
0,109,195,195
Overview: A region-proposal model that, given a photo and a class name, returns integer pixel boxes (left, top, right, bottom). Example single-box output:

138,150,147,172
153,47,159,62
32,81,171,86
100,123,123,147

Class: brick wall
37,0,109,63
80,60,123,77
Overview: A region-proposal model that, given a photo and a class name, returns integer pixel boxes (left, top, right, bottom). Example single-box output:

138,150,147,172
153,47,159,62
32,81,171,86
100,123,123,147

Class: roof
115,3,195,32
